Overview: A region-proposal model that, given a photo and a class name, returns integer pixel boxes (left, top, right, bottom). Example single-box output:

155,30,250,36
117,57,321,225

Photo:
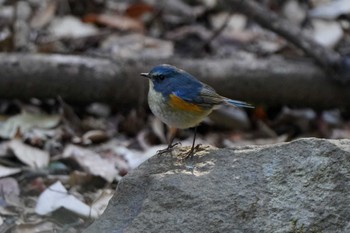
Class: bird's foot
182,144,203,160
156,142,182,155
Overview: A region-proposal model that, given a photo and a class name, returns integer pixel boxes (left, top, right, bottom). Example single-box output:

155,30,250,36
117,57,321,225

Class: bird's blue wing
172,82,224,109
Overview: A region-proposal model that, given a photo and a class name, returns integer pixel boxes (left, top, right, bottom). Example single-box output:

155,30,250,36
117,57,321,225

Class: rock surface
85,138,350,233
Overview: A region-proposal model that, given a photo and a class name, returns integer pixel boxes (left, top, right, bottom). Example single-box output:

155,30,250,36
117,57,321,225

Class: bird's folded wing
172,84,224,109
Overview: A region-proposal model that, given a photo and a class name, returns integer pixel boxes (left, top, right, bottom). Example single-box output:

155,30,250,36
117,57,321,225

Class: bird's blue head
140,64,202,98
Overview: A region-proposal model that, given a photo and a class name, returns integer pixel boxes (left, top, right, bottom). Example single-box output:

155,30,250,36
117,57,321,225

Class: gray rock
85,138,350,233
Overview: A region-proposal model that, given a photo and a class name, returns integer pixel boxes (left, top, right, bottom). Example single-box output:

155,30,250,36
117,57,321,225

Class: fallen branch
0,53,349,109
226,0,350,83
0,54,145,106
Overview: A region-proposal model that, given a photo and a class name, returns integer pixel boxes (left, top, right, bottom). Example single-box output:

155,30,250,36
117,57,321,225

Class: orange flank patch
169,94,204,113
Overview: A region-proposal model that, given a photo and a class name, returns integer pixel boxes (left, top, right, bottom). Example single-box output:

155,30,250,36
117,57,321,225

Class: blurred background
0,0,349,232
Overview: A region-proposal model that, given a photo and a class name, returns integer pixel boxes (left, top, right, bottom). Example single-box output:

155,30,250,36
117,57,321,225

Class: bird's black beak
140,73,149,78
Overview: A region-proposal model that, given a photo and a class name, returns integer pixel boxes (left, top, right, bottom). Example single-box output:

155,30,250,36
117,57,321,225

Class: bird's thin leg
184,127,201,159
166,127,181,149
157,127,180,154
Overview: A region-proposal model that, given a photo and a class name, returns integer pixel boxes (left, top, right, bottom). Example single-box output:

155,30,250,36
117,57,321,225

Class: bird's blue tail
224,98,254,108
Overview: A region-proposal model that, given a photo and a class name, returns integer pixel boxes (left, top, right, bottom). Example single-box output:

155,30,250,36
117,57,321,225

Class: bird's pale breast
148,81,212,129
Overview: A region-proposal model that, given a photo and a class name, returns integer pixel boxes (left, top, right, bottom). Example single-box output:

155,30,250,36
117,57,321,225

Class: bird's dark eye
158,75,165,81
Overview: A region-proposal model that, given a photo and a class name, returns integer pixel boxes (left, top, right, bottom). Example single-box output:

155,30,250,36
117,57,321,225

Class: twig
202,10,233,51
202,0,245,51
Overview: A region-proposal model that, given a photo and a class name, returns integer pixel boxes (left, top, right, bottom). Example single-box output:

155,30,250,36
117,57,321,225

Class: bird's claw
183,144,203,160
156,142,182,155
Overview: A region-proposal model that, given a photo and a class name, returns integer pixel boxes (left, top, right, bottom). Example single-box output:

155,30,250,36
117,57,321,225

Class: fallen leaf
322,110,342,126
273,107,317,136
28,177,46,194
49,16,98,38
63,145,117,182
0,111,60,139
125,2,154,18
151,117,166,143
256,39,284,54
58,96,84,136
0,177,20,207
86,103,111,117
311,20,343,48
97,148,130,179
309,0,350,19
82,130,109,144
14,221,57,233
84,13,144,32
210,13,247,32
8,139,49,168
101,33,174,59
209,106,251,130
166,25,211,42
35,181,97,218
282,0,306,24
157,0,204,19
0,141,10,157
90,189,114,217
68,171,95,187
143,145,167,161
30,0,57,29
0,165,21,178
331,128,350,139
0,177,20,197
253,106,268,121
113,146,153,169
0,206,18,216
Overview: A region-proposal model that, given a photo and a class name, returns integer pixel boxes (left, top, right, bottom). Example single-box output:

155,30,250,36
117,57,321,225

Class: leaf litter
62,145,118,183
8,139,49,169
0,111,60,139
0,0,350,232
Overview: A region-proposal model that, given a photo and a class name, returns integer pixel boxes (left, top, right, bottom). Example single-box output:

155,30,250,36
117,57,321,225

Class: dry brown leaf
125,3,154,18
82,130,109,144
85,13,144,32
68,171,95,187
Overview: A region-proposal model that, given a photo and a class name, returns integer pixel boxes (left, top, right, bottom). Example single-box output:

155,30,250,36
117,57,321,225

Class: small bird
141,64,253,158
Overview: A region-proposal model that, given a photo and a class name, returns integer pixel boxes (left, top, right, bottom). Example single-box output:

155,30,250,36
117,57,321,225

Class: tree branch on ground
0,53,349,109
